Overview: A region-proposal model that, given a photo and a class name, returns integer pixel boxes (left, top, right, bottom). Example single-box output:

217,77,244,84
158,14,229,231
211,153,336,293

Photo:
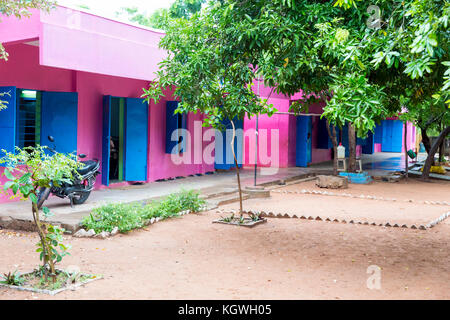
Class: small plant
250,212,262,222
220,214,235,223
0,146,80,281
0,270,25,286
36,225,71,268
82,189,205,233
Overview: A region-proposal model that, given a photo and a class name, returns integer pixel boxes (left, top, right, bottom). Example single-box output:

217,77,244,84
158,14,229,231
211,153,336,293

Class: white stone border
214,208,450,231
74,205,209,239
0,271,103,296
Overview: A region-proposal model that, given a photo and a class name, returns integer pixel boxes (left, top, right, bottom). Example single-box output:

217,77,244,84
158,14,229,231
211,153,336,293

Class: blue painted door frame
40,91,78,155
296,115,312,167
166,101,187,154
103,96,149,186
381,120,403,152
124,98,148,182
214,117,243,170
0,86,17,160
102,96,112,186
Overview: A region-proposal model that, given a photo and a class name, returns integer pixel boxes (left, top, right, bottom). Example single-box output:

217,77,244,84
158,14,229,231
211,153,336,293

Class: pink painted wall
0,10,40,44
243,95,293,168
1,6,166,81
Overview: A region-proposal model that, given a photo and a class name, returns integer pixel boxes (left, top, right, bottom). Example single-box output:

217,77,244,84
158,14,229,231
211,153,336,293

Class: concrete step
206,192,250,207
199,187,238,200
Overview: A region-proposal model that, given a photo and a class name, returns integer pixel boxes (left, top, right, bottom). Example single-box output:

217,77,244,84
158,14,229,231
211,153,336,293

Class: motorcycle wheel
72,176,94,205
37,187,51,210
72,192,91,205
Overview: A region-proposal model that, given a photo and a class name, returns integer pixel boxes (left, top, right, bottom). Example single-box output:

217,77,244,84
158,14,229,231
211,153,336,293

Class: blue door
165,101,187,154
316,117,333,149
102,96,112,186
214,117,243,170
40,91,78,155
382,120,403,152
0,86,17,160
124,98,148,182
361,131,374,154
296,115,312,167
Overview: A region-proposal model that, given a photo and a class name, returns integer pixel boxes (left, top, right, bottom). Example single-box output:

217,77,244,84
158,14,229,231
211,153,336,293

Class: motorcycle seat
77,160,98,176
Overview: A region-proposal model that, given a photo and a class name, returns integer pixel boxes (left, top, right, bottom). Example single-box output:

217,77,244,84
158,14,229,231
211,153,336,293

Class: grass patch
82,189,205,233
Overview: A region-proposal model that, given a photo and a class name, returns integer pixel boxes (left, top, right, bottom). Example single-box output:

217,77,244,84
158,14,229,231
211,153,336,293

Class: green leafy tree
116,0,206,30
0,146,80,281
202,0,448,177
142,4,276,218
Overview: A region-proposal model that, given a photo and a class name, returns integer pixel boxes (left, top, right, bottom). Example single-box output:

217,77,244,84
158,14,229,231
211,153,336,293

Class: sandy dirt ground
0,178,449,300
221,180,450,227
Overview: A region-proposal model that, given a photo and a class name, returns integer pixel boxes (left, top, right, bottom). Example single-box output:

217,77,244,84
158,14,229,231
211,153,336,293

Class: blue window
0,86,78,163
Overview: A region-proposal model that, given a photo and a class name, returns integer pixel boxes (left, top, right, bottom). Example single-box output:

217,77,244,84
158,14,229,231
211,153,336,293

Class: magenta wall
243,88,333,168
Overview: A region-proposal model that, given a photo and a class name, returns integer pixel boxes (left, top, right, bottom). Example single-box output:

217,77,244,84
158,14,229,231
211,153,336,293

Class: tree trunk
438,139,444,163
326,120,338,176
32,201,56,281
422,126,450,180
230,120,244,218
348,124,356,173
404,122,408,179
421,128,433,159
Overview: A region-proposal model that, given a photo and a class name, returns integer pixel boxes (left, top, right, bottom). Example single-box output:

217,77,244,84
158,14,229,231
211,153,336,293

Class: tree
1,146,79,281
368,0,449,179
0,0,55,110
116,0,206,30
210,0,448,177
142,3,276,218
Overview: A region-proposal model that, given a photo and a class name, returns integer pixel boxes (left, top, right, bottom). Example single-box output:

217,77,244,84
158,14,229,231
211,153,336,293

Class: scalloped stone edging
217,209,450,231
271,189,450,206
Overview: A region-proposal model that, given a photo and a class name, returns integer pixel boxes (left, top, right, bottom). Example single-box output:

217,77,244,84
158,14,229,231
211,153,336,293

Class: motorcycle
37,136,101,209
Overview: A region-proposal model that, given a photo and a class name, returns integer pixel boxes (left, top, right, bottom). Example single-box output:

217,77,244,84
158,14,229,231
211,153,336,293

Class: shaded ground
0,178,449,300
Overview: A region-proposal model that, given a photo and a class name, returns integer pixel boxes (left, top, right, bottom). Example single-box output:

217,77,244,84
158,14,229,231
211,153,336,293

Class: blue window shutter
102,96,112,186
340,123,350,157
381,120,391,152
235,118,243,166
391,120,403,152
124,98,148,182
40,91,78,155
165,101,179,154
180,112,187,153
316,117,332,149
374,122,383,144
296,115,312,167
214,117,243,170
362,131,374,154
0,86,16,163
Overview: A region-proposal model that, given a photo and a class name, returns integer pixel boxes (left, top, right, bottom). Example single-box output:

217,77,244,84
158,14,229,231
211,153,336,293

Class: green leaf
29,193,37,204
3,181,14,191
3,168,14,180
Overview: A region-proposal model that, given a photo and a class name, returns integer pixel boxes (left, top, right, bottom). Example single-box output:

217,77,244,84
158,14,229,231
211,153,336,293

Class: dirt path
0,179,449,300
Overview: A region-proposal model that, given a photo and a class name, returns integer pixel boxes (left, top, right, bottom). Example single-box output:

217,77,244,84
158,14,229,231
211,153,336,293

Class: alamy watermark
168,120,280,175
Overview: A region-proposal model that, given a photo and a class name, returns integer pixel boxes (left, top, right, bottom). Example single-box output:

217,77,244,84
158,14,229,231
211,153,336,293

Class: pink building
0,5,415,204
0,6,215,203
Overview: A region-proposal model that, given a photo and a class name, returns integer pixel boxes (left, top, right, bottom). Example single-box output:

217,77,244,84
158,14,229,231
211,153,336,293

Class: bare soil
0,178,449,300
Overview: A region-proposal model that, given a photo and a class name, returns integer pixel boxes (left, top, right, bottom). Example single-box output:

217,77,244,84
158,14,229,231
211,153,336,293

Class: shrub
82,189,205,233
